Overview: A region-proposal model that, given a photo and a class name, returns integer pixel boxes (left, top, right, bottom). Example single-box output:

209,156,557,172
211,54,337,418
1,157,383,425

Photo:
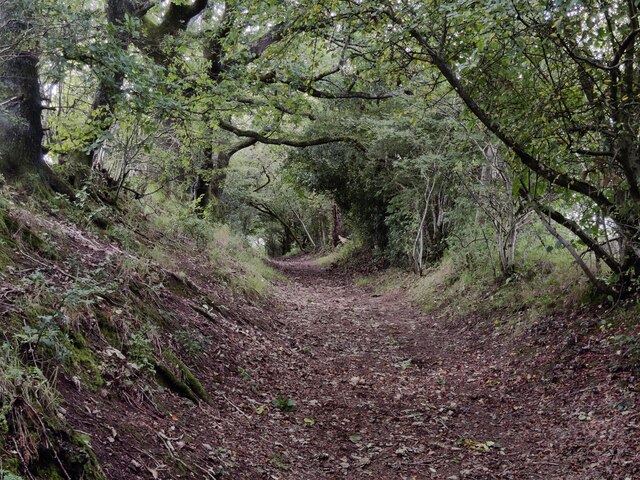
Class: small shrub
174,329,208,360
15,315,72,365
271,395,296,412
126,324,157,373
63,272,116,311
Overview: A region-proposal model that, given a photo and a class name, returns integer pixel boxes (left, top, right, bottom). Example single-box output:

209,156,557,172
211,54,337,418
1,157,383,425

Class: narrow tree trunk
332,202,343,247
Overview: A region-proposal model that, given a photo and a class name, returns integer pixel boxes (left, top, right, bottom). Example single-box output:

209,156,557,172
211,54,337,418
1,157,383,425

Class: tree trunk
0,0,68,196
332,202,343,247
193,150,230,217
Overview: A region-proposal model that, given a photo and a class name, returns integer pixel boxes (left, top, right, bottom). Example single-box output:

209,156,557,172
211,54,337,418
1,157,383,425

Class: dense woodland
1,0,640,478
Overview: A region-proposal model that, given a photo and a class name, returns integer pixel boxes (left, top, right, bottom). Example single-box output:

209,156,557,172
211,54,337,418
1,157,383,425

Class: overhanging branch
218,120,366,152
382,6,614,212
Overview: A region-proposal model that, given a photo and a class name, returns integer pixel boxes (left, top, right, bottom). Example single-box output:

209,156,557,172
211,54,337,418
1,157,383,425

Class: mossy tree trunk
0,0,47,178
0,0,70,195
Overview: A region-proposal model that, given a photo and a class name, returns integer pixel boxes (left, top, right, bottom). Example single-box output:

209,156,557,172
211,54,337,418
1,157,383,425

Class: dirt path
235,257,638,480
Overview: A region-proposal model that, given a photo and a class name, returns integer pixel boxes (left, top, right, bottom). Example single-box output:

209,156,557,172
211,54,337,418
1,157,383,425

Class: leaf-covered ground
242,257,638,479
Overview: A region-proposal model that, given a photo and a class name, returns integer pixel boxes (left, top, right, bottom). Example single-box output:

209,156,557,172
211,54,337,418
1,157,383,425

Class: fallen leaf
256,405,268,415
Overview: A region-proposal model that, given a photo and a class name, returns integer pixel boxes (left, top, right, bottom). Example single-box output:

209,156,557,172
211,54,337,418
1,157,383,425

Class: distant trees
372,0,640,293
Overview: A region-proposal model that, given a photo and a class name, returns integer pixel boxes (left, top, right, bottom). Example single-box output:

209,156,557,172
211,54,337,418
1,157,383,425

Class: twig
191,303,218,322
12,438,36,480
220,392,250,419
0,95,21,107
17,247,74,280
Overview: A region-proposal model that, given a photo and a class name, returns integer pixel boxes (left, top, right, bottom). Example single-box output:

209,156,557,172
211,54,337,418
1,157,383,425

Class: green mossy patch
154,361,200,403
128,288,176,330
164,271,198,297
154,350,209,403
33,424,106,480
95,309,122,349
163,350,209,403
67,330,104,390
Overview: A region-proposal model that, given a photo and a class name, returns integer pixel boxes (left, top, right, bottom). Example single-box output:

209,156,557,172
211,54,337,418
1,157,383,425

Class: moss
96,313,123,350
34,463,65,480
154,361,199,403
0,238,14,269
65,431,106,480
33,426,106,480
67,331,104,390
128,290,176,330
0,209,19,253
95,310,121,348
90,214,109,230
164,271,197,297
0,456,21,475
0,208,57,260
162,350,209,402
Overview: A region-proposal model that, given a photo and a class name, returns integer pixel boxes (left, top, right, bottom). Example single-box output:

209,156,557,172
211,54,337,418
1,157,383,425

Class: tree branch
520,187,621,273
382,7,614,211
218,120,366,151
248,200,305,250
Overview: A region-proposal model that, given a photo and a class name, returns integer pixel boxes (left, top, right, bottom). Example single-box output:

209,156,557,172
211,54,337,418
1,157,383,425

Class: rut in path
243,257,636,480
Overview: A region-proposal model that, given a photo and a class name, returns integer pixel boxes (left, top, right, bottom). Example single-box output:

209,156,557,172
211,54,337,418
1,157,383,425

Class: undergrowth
316,239,363,267
135,192,282,298
411,247,588,326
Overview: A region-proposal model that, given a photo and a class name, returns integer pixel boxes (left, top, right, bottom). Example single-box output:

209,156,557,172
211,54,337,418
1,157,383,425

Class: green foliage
0,341,60,424
0,470,24,480
410,228,589,325
63,271,116,311
316,239,363,267
0,342,60,470
15,315,72,364
223,144,334,256
126,324,157,374
271,395,297,412
174,329,209,360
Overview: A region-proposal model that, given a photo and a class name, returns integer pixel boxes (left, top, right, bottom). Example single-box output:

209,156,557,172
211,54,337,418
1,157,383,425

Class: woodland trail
243,257,637,480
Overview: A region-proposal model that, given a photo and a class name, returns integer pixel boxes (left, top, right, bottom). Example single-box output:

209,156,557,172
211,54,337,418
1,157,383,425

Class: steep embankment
0,194,289,479
1,195,638,479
